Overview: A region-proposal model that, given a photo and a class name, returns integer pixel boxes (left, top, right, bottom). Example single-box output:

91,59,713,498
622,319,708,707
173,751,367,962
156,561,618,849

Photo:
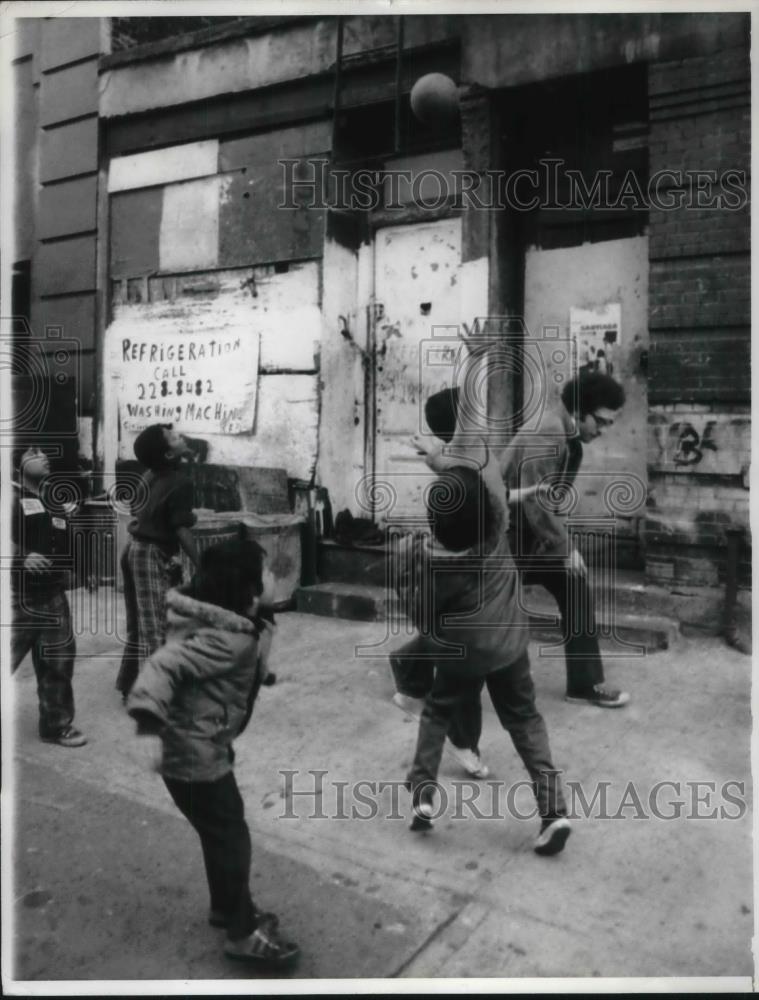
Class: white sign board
110,329,260,435
570,303,621,376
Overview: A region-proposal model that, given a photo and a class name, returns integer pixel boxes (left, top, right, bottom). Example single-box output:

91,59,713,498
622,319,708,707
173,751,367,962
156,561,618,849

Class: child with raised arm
393,338,571,855
126,529,300,968
390,439,539,780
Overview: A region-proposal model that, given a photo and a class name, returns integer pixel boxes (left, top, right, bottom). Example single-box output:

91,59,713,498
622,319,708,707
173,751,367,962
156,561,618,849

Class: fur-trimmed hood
165,587,257,637
127,586,263,784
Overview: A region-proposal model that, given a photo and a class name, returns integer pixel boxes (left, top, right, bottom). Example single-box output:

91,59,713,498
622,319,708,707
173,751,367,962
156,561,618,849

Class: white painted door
523,237,649,550
371,218,463,523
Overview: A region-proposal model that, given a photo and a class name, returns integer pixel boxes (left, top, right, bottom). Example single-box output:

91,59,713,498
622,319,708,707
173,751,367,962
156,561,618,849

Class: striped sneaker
224,914,300,968
565,685,630,709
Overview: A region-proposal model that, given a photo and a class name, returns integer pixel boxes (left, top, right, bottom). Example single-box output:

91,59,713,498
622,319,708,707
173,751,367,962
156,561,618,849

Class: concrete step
524,590,679,652
317,539,388,588
295,581,679,650
295,582,398,623
316,541,721,631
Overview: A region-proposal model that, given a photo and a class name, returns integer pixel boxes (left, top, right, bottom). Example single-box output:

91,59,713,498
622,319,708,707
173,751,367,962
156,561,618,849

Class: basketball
410,73,460,128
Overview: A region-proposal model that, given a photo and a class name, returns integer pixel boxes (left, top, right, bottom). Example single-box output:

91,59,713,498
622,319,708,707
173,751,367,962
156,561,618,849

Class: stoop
295,541,683,650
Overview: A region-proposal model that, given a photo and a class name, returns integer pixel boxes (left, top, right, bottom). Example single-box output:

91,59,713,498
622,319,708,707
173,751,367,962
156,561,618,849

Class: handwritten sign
111,329,260,435
570,304,621,376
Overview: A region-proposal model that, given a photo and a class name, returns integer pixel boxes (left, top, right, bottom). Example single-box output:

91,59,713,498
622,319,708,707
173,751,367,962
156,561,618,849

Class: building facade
11,12,751,596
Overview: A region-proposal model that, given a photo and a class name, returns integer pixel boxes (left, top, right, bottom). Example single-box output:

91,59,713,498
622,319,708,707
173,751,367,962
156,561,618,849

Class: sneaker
565,685,630,709
392,691,425,719
445,742,490,779
534,817,572,856
40,726,87,748
224,914,300,968
409,787,436,832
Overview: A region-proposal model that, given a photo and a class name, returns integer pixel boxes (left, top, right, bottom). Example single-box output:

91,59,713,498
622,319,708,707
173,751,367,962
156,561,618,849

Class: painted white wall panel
318,236,363,513
159,177,220,272
108,140,219,192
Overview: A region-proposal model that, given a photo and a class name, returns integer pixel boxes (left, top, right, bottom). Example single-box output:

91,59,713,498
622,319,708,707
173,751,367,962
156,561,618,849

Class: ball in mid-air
410,73,460,128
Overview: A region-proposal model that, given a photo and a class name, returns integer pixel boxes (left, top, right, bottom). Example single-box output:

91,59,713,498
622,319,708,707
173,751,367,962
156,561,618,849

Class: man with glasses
502,369,630,708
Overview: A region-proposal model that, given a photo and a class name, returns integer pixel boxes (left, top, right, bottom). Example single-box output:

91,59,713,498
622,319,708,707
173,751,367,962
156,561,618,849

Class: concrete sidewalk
6,588,754,986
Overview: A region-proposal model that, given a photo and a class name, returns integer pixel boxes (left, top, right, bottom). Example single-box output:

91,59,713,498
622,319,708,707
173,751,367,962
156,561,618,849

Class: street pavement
5,586,754,988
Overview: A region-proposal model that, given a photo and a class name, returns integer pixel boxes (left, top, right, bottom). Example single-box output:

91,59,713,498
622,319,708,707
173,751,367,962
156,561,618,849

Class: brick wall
646,46,751,589
646,403,750,587
648,46,750,405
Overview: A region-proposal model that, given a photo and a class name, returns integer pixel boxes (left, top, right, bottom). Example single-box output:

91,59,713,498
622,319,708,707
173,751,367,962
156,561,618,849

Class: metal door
523,236,649,557
370,218,463,522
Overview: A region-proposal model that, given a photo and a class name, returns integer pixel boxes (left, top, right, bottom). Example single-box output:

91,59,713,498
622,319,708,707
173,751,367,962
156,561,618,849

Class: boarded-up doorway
371,218,463,522
523,236,649,564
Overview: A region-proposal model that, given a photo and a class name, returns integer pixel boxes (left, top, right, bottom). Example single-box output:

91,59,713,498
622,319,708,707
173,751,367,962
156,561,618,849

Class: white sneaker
410,797,435,831
445,742,490,779
392,692,424,719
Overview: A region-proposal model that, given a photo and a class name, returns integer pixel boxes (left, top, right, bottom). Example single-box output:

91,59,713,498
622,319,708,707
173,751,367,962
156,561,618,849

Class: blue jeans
12,590,77,737
406,652,567,820
391,636,482,752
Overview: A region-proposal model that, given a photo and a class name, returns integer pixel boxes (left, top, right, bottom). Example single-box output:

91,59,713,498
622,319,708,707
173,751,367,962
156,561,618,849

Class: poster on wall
110,328,260,435
569,303,621,376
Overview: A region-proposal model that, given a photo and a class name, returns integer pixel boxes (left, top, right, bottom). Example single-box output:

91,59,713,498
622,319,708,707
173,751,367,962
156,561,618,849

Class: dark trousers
517,558,604,697
163,771,258,941
12,590,76,737
391,637,481,752
406,652,567,820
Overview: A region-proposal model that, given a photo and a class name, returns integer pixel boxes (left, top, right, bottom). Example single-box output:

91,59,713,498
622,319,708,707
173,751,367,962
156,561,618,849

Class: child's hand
566,547,587,576
508,482,539,504
407,433,447,472
408,432,450,468
257,620,276,673
24,552,52,573
409,432,430,456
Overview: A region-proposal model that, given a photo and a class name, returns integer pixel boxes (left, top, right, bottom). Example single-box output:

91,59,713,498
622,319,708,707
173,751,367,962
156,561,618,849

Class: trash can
179,511,304,608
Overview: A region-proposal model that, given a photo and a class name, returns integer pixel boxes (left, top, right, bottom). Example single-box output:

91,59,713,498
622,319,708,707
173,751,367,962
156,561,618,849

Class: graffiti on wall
650,413,750,475
670,422,718,466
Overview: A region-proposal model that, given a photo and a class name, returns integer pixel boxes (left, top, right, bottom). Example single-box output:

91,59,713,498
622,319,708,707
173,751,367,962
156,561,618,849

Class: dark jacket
392,465,529,676
127,588,266,782
11,481,70,600
128,467,196,556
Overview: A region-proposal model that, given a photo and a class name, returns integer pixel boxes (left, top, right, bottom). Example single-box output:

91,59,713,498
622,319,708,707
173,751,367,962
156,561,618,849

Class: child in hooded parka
127,528,299,969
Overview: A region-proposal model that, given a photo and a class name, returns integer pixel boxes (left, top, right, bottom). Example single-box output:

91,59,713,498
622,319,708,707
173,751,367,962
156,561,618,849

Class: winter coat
127,588,265,783
391,476,529,677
